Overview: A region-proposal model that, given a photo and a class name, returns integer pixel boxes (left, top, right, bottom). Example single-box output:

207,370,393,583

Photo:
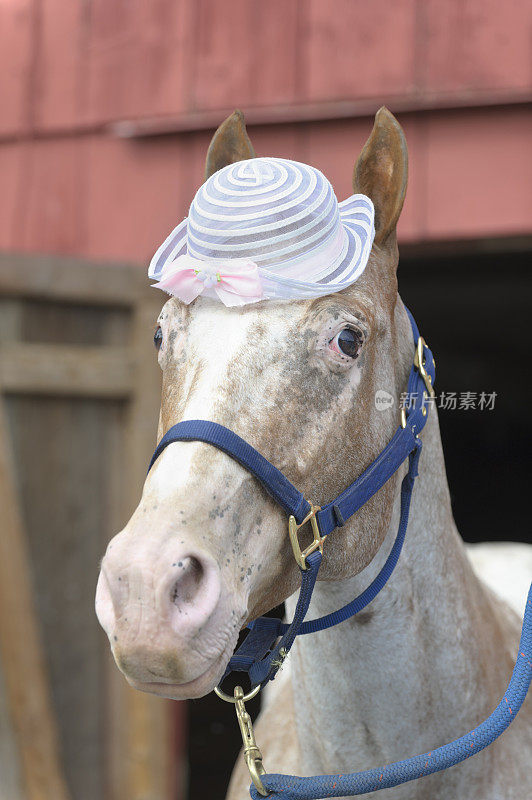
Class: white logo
375,390,394,411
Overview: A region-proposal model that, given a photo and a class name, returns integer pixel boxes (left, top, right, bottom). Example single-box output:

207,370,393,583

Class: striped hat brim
148,194,374,301
149,157,375,302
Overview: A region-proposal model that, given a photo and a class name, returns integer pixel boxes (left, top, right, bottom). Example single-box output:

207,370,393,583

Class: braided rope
250,586,532,799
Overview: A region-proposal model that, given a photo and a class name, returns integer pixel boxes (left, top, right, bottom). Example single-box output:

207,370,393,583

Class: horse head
95,107,413,701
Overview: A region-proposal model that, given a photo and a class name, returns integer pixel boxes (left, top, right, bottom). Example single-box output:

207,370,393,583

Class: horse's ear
205,110,256,180
353,107,408,247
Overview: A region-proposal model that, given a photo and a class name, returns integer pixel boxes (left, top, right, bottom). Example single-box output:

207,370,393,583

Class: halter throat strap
146,306,435,688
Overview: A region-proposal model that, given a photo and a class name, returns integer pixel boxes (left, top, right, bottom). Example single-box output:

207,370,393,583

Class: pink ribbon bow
153,254,264,307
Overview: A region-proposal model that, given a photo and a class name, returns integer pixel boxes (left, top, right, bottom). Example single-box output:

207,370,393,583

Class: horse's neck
286,409,513,777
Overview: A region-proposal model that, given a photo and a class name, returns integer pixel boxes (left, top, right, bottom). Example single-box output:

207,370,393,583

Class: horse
96,107,532,799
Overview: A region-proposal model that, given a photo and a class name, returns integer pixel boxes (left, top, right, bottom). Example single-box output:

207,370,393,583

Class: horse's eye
153,326,163,351
331,328,362,358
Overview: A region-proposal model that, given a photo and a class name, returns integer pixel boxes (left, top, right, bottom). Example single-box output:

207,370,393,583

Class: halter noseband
146,306,531,799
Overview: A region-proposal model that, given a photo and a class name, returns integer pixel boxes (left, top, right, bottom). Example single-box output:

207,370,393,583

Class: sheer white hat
149,157,375,307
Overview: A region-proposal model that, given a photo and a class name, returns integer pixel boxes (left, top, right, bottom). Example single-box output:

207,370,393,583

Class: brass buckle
413,337,435,399
401,337,435,429
288,504,323,570
214,685,268,796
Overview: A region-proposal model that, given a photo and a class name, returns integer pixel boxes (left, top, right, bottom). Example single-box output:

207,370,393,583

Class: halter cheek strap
147,307,435,689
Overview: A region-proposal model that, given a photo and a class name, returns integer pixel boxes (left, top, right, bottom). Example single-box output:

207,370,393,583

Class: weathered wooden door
0,254,180,800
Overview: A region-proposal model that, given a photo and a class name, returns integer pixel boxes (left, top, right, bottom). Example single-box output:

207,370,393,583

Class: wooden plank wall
0,1,531,264
0,255,179,800
2,0,531,135
0,399,71,800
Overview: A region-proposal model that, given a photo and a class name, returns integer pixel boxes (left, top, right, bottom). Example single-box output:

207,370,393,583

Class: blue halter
147,307,531,799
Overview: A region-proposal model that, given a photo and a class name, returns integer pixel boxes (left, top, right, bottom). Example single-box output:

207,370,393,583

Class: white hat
149,157,375,306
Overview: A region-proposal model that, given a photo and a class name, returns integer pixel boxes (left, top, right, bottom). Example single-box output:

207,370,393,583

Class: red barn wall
0,0,531,267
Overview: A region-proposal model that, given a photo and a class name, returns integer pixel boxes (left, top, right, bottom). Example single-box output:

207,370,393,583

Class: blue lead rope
250,586,532,800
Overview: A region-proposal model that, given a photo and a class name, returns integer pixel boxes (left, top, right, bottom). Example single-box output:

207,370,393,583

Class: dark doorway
398,246,532,544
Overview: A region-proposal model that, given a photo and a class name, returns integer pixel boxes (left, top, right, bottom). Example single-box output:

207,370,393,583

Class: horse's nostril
163,551,220,631
170,556,204,607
